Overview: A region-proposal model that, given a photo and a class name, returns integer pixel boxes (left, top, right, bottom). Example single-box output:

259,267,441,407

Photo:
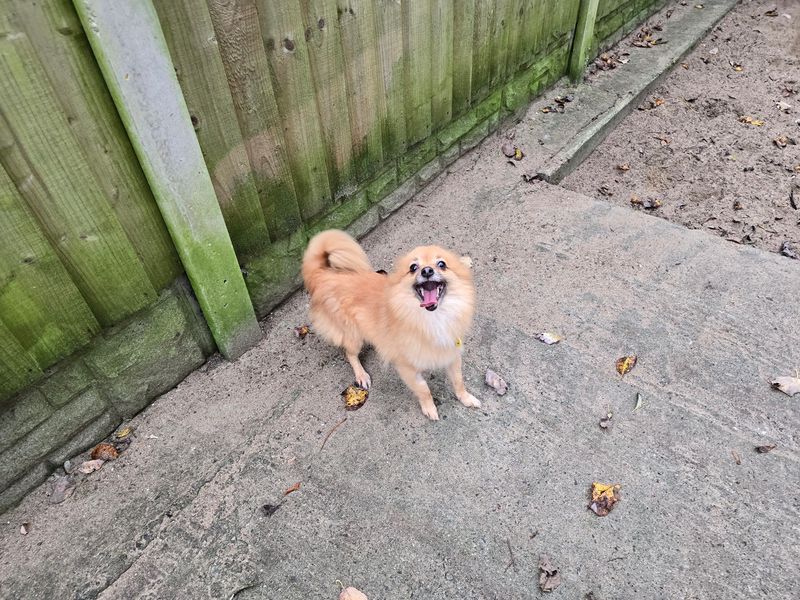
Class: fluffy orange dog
302,229,480,421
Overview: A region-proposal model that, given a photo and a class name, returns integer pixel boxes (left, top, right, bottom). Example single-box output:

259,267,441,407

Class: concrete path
2,148,798,599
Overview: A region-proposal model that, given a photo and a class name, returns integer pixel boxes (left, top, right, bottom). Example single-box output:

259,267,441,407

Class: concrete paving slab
517,0,740,183
1,151,797,599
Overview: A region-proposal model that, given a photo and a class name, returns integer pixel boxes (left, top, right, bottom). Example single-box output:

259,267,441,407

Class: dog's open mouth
415,280,446,311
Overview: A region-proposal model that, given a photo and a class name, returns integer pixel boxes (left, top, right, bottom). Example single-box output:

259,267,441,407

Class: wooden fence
0,0,663,404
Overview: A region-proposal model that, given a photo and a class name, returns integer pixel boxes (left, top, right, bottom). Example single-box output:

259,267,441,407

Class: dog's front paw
420,402,440,421
458,392,481,409
355,371,371,390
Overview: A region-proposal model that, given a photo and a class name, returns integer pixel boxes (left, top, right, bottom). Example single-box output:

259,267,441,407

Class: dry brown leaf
755,444,777,454
616,163,631,172
616,356,637,376
49,476,75,504
284,482,301,496
79,459,105,474
654,135,671,145
342,385,369,411
339,587,368,600
536,332,562,345
771,376,800,396
731,449,742,465
538,554,562,592
113,426,134,441
485,369,508,396
90,443,119,462
739,116,765,126
631,196,662,209
294,324,311,339
589,482,622,516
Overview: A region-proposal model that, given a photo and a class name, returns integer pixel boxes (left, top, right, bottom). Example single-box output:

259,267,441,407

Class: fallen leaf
616,356,637,376
284,482,301,496
294,324,311,339
485,369,508,396
49,476,76,504
695,3,704,8
20,522,30,535
339,587,368,600
513,147,524,161
640,97,665,110
653,135,671,145
755,444,777,453
535,332,562,345
771,376,800,396
554,94,574,105
78,459,105,474
589,482,622,516
501,142,515,158
90,443,119,462
733,200,743,211
730,61,743,72
261,503,282,517
342,385,369,411
113,426,134,441
599,411,613,430
681,62,689,69
764,8,779,17
538,554,562,592
739,116,765,126
731,449,742,465
776,101,792,113
633,392,643,411
598,185,613,197
780,241,798,259
630,196,662,210
616,163,631,172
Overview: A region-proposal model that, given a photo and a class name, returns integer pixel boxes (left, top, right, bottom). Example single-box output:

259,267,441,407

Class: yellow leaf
616,355,637,376
342,385,369,411
589,482,622,516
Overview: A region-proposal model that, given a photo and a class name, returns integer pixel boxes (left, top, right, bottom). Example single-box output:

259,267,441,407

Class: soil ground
563,0,800,258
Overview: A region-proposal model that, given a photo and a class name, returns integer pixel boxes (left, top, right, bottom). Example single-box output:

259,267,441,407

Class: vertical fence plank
375,0,406,158
569,0,600,81
490,0,511,88
17,0,181,292
430,0,454,130
451,0,475,116
470,0,493,102
336,0,384,181
154,0,271,259
0,9,157,326
402,1,432,146
75,0,262,359
505,0,525,76
0,165,99,367
257,0,332,221
518,0,544,68
299,0,355,196
206,0,303,241
0,320,42,402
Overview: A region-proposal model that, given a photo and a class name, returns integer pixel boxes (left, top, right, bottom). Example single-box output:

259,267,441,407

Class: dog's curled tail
302,230,372,291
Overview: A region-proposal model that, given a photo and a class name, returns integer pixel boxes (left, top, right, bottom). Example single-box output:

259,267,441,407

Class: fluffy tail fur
302,230,372,292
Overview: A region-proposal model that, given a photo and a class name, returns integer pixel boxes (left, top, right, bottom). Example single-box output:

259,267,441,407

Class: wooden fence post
568,0,600,82
72,0,261,359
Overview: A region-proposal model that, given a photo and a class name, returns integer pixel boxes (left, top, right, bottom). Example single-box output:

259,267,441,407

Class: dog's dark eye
436,260,447,269
409,263,418,273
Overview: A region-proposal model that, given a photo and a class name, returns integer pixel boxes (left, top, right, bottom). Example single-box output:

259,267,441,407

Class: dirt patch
563,0,800,258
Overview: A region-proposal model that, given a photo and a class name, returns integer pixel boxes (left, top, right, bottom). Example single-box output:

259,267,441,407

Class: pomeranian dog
301,229,480,421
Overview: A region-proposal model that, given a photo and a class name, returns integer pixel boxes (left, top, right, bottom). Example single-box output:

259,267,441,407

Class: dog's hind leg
394,362,439,421
344,338,371,389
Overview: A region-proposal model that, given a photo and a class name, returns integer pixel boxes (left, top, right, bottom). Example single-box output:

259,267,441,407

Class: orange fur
302,229,480,420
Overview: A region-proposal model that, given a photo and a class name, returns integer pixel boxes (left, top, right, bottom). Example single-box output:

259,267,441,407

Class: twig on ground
320,417,348,450
504,538,517,572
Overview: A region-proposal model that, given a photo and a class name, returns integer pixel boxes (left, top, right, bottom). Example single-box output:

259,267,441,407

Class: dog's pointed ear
460,256,473,268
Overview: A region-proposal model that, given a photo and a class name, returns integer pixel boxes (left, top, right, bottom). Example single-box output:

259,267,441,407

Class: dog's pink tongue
420,287,438,308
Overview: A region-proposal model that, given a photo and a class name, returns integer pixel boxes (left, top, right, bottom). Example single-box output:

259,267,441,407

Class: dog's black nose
421,266,434,278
